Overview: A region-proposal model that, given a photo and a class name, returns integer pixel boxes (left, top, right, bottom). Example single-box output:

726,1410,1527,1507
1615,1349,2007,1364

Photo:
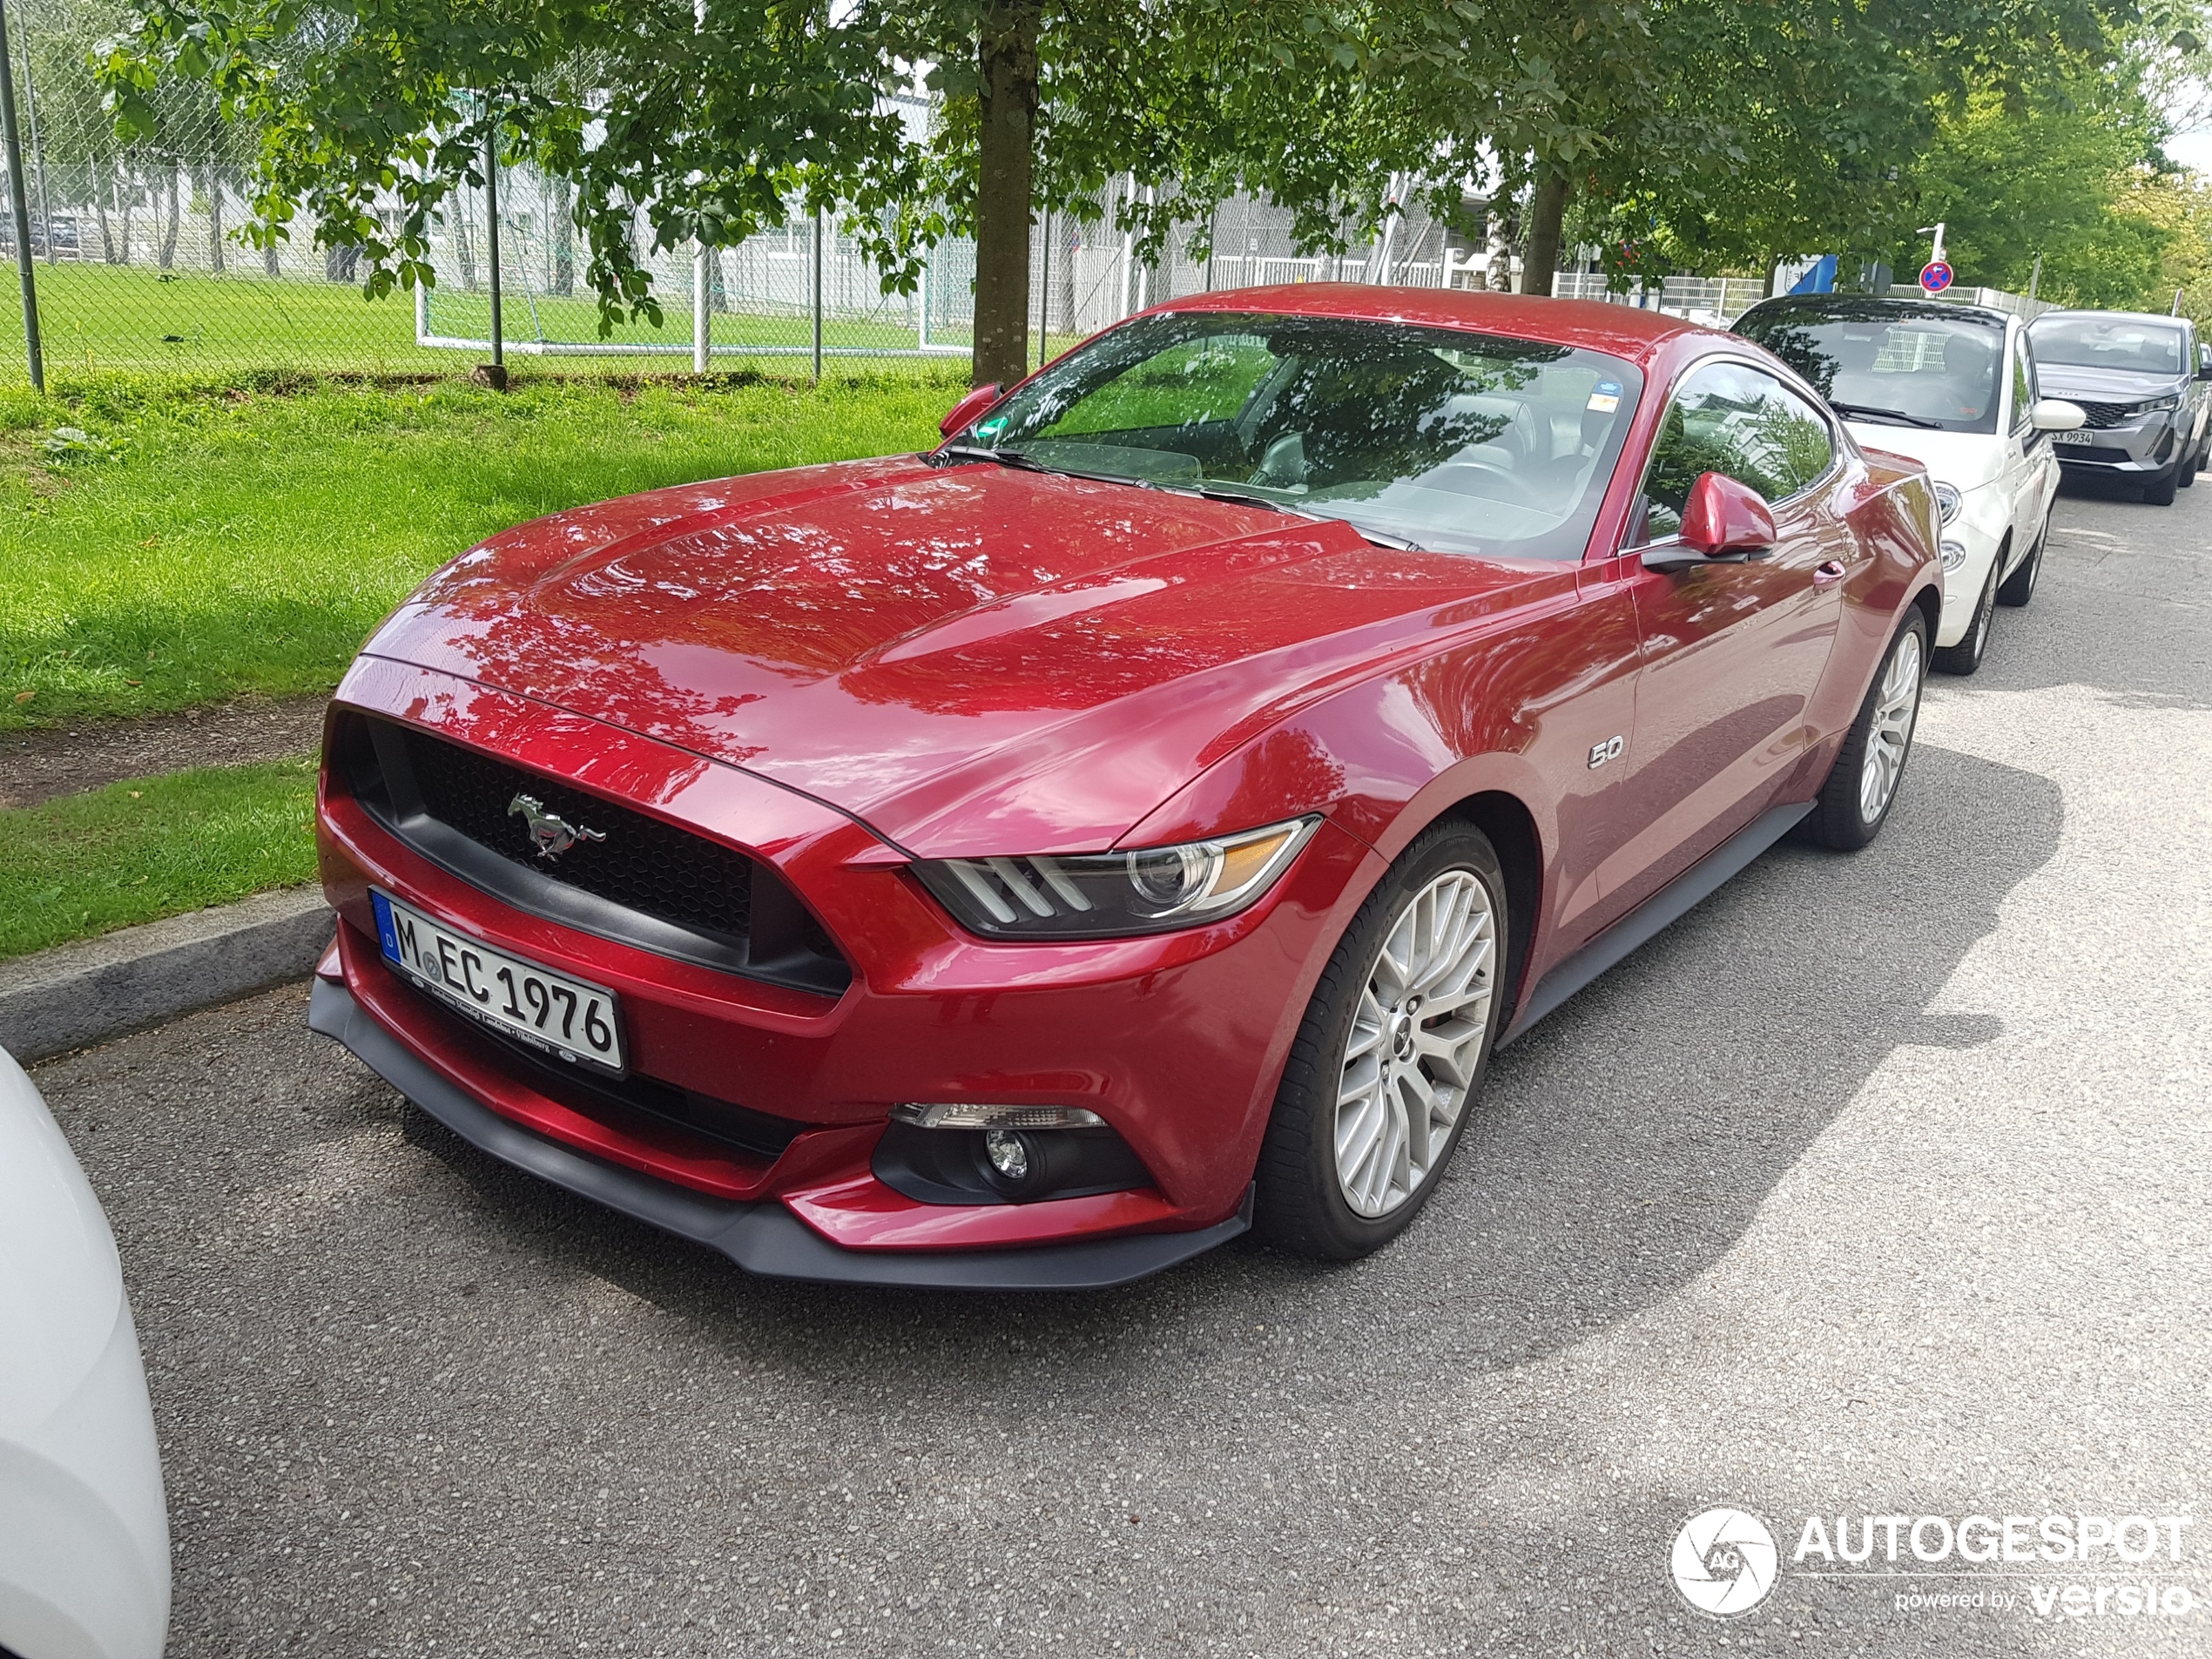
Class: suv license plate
371,890,625,1072
2053,429,2092,444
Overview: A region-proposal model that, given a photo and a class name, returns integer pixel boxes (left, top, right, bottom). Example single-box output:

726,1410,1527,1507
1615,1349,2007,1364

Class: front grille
338,713,849,996
401,728,753,941
2074,400,2135,429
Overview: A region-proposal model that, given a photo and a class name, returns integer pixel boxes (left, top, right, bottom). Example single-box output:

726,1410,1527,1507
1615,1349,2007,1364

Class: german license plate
371,890,624,1072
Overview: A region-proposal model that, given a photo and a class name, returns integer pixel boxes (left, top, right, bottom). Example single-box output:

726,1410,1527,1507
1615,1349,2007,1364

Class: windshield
2027,316,2186,376
1736,300,2005,434
948,312,1643,559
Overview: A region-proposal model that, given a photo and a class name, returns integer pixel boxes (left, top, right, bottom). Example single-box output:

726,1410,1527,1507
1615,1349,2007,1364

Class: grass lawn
1,365,968,728
3,260,971,378
0,758,319,961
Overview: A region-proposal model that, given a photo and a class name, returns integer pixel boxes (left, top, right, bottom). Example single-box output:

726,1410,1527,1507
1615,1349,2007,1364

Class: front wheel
1803,610,1927,851
1254,822,1508,1261
2143,463,2180,507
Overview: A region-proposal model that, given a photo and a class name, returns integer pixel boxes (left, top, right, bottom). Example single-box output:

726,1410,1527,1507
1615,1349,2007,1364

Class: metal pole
811,205,822,382
1035,208,1049,368
482,109,503,375
10,0,47,265
692,239,709,373
0,0,41,392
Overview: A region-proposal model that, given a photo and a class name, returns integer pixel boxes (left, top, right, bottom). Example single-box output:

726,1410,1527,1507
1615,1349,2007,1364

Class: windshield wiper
1189,484,1317,517
935,443,1051,471
1830,401,1944,429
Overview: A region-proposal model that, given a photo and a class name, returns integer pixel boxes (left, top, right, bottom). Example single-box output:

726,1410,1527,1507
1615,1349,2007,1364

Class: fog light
1939,538,1968,572
983,1128,1032,1184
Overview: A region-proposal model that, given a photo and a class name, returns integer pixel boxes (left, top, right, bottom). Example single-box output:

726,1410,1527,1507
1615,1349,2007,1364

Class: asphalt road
33,471,2212,1658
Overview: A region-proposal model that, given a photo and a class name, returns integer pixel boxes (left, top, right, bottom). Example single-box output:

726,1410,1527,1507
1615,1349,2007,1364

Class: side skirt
1500,800,1814,1046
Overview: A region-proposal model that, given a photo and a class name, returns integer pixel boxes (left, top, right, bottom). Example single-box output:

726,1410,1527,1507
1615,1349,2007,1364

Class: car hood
2030,363,2190,402
362,455,1560,853
1840,423,2012,491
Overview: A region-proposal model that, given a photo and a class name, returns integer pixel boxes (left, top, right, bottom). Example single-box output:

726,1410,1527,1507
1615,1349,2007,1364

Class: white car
0,1046,170,1659
1734,293,2084,675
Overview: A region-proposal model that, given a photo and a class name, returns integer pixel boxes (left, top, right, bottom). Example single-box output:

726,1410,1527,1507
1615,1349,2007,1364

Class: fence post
0,0,41,393
1034,209,1049,368
811,206,823,381
693,241,710,373
482,110,503,380
10,0,46,266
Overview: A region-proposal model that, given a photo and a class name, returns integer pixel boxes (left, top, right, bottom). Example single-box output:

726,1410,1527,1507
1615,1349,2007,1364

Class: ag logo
1670,1506,1779,1617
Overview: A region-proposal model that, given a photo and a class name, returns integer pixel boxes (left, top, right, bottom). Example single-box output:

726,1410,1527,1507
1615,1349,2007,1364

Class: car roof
1739,293,2013,329
2029,309,2190,328
1143,283,1712,366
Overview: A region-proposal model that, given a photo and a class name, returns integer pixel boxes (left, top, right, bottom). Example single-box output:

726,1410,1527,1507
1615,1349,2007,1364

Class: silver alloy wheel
1333,870,1497,1218
1858,629,1924,824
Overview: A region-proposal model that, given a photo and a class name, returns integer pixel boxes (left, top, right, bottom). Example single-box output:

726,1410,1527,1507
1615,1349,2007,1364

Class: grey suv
2026,309,2212,505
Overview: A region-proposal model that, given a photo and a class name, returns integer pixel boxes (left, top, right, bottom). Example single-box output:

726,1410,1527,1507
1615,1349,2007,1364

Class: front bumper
309,978,1251,1288
311,658,1381,1286
2050,416,2183,475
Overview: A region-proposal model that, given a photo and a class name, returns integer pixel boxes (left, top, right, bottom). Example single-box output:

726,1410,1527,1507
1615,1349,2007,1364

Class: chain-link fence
0,0,1784,387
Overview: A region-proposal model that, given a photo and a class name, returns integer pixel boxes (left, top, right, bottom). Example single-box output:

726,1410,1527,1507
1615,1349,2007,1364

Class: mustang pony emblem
507,793,606,860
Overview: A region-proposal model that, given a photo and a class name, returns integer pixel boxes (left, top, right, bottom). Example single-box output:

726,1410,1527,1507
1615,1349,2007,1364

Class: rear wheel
1803,610,1926,852
1997,512,2047,607
1933,553,1999,676
1255,822,1507,1261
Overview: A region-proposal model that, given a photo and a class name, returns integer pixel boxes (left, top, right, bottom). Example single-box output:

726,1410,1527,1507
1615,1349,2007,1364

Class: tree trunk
206,165,224,273
970,0,1041,388
159,162,181,268
93,163,115,263
550,175,574,295
265,237,280,278
1519,165,1571,298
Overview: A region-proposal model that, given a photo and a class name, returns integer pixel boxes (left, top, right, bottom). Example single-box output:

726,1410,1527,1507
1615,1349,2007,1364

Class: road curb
0,888,334,1062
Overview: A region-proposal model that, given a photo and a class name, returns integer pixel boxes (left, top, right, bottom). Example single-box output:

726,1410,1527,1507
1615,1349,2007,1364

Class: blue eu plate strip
370,891,401,962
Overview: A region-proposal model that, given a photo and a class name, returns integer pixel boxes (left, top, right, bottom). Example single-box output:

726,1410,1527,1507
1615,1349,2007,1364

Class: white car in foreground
0,1046,169,1659
1735,293,2084,675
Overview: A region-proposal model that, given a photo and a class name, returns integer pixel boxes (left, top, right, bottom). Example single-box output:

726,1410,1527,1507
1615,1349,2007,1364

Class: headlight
1939,538,1968,571
2135,395,2182,415
913,815,1321,940
1932,482,1960,524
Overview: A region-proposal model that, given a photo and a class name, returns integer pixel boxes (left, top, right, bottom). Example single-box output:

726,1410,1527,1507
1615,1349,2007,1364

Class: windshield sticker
974,415,1009,440
1588,381,1623,413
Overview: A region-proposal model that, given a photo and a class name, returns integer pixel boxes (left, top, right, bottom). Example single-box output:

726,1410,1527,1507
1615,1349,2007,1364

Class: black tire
1254,821,1508,1261
1932,552,1999,676
2182,446,2198,489
1803,610,1928,852
2143,463,2179,507
1996,513,2047,607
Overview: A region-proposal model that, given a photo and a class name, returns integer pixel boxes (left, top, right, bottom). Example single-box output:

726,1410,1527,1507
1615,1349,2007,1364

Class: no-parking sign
1919,260,1954,294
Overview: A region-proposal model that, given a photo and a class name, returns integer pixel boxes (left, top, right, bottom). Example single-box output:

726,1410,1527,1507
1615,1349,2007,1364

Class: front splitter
307,978,1251,1290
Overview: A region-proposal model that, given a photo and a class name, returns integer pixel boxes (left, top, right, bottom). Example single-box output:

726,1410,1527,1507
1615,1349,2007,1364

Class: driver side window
1639,361,1833,539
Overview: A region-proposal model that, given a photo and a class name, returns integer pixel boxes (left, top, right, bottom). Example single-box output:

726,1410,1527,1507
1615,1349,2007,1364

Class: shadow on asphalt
398,742,2062,1395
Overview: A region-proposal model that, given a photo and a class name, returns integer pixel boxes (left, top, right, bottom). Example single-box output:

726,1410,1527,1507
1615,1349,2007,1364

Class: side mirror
1642,472,1777,572
939,382,1005,438
2028,398,2085,433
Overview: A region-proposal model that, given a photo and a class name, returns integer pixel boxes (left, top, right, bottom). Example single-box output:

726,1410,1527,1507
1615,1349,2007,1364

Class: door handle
1813,559,1848,584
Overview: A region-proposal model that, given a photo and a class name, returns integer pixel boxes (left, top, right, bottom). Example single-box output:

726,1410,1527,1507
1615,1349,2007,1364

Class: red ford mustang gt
308,286,1941,1288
